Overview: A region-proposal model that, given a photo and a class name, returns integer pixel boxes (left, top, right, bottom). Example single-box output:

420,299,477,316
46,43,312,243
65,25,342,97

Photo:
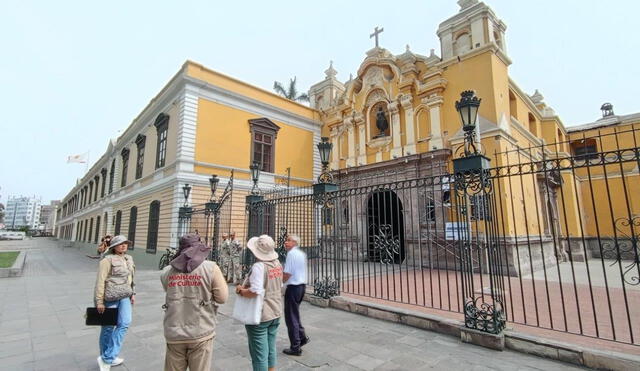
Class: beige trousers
164,337,214,371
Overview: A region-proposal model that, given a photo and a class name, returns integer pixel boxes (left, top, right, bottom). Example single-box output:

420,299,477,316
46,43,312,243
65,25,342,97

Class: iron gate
245,125,640,347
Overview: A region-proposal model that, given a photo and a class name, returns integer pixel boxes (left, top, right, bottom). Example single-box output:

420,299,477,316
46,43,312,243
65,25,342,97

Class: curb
304,294,640,371
0,250,27,278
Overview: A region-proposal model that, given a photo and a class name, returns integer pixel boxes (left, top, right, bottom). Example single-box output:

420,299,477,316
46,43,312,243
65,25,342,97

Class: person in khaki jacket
235,235,283,371
160,234,229,371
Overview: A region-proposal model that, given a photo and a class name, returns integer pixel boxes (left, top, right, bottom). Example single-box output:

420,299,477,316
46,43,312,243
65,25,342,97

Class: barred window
95,216,101,243
470,194,492,221
154,113,169,169
128,206,137,249
121,148,130,187
114,210,122,235
109,160,115,194
135,134,146,180
146,200,160,253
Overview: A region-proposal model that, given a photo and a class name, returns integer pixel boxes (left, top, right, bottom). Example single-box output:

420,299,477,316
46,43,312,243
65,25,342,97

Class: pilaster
400,95,416,156
389,102,403,159
345,116,356,167
329,126,340,170
425,95,445,150
355,113,367,166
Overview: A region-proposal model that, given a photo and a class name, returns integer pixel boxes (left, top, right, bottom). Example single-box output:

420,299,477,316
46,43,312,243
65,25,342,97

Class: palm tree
273,77,309,102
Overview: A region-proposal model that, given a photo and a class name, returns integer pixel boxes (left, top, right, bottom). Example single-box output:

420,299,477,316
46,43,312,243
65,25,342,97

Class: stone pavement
0,239,587,370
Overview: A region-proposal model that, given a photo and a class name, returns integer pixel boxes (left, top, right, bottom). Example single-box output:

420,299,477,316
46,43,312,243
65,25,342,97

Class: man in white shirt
282,234,309,356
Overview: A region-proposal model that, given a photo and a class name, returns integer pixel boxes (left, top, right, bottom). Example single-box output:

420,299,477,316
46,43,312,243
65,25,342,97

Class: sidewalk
0,239,585,370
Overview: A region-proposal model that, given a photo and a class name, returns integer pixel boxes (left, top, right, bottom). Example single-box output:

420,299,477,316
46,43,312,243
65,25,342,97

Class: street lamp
455,90,481,157
209,175,219,201
250,161,260,195
317,137,334,184
182,183,191,206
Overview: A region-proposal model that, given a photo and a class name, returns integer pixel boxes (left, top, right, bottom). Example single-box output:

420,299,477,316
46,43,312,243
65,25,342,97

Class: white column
345,116,356,167
389,102,403,158
425,95,445,150
400,95,416,155
329,127,339,170
355,113,366,166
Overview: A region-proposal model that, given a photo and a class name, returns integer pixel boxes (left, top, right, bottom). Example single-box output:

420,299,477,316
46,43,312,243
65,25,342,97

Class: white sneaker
97,356,111,371
112,357,124,366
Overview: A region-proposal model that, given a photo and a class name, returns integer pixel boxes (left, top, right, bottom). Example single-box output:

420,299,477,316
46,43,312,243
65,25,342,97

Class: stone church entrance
366,190,405,264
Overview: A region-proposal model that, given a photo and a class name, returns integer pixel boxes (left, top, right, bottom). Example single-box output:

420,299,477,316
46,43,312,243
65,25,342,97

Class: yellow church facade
56,0,638,271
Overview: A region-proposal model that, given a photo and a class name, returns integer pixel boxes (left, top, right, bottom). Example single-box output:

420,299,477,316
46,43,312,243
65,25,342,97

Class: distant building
39,200,60,234
5,196,42,229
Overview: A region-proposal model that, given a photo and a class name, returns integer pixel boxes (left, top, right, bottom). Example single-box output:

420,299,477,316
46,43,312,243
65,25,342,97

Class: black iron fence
245,125,640,346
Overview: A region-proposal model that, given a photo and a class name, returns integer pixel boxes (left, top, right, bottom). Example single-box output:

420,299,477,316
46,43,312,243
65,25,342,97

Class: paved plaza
0,239,587,370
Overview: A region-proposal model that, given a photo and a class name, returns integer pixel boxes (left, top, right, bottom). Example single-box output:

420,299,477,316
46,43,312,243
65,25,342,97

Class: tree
273,77,309,102
0,203,4,224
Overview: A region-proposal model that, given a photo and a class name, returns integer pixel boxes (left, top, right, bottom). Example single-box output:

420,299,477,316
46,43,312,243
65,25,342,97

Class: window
426,198,436,222
94,176,99,202
95,216,101,243
83,219,88,242
114,210,122,235
88,182,93,205
88,218,94,243
146,201,160,253
154,113,169,169
135,134,146,179
454,32,471,55
109,160,115,194
249,118,280,173
470,194,492,221
341,200,349,224
128,207,137,249
101,168,107,197
121,148,130,187
571,139,598,160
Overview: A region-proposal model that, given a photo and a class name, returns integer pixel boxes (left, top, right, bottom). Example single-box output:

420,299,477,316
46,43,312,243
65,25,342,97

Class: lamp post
313,137,338,197
455,90,481,157
209,175,219,201
182,184,192,206
250,161,260,195
312,140,339,299
316,137,333,184
452,90,505,335
178,183,193,239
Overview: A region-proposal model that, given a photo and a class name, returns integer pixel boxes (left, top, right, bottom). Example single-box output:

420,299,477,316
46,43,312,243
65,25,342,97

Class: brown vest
161,261,221,342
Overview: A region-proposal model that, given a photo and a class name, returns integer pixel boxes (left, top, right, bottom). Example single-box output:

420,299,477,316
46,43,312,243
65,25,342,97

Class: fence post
453,153,506,335
312,181,339,299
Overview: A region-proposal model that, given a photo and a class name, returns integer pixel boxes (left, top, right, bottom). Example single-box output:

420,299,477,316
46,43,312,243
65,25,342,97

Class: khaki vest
161,261,221,342
257,259,283,323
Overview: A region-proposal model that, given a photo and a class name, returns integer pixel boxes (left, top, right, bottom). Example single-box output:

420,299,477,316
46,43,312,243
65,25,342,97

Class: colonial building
57,0,638,272
56,62,322,265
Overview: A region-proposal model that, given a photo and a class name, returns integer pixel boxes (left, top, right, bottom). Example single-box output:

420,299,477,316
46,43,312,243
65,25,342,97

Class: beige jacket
94,254,135,306
160,261,229,343
247,259,283,323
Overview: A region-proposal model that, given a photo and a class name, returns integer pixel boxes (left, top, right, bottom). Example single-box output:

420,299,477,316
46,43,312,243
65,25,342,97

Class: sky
0,0,638,205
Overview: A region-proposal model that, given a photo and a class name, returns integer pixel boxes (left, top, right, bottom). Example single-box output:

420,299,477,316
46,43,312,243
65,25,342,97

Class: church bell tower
437,0,508,62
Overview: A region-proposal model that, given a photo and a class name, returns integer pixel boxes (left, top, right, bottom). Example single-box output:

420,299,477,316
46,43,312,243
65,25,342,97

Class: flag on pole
67,153,88,163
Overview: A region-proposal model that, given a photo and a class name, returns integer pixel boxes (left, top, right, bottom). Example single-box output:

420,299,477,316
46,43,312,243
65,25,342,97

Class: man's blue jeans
99,297,132,364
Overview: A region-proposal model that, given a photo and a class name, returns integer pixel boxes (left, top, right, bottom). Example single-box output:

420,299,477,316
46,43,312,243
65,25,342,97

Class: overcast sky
0,0,638,205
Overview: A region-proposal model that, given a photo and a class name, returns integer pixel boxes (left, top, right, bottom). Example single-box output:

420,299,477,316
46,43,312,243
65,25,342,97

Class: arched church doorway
366,190,405,264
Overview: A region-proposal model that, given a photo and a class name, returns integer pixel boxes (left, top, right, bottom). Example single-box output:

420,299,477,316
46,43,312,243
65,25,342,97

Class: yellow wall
186,62,319,121
194,98,316,182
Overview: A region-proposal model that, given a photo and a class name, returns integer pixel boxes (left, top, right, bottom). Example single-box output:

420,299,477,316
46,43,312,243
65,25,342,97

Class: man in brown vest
160,234,229,371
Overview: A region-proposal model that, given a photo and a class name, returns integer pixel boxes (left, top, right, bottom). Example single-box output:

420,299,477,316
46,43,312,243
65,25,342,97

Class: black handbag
85,307,118,326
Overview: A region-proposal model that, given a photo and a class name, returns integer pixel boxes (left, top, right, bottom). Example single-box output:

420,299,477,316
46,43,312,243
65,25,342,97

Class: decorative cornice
248,117,281,138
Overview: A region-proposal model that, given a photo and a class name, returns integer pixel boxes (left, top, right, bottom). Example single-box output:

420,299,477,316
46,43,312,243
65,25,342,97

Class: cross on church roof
370,26,384,48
